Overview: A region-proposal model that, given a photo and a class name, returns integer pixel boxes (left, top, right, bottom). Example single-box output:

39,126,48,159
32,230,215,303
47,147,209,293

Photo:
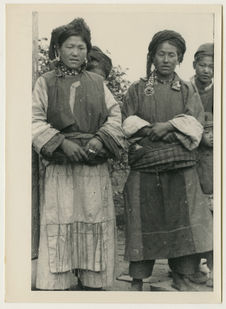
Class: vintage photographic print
5,3,222,304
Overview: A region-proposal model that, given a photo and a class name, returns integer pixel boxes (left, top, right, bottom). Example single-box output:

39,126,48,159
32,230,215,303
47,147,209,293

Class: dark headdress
49,18,92,60
87,46,112,78
146,30,186,77
194,43,214,61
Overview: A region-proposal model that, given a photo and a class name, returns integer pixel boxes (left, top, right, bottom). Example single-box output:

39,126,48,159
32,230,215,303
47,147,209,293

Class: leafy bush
106,65,131,108
37,38,51,76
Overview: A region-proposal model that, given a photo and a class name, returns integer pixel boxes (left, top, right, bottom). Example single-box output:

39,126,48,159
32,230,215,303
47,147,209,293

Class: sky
37,7,214,83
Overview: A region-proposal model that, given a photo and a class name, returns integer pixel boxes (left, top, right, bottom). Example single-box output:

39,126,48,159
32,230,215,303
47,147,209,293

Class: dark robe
122,75,213,261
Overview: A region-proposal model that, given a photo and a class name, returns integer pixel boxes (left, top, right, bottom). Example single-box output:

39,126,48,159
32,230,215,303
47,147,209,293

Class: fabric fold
46,221,114,274
169,114,203,150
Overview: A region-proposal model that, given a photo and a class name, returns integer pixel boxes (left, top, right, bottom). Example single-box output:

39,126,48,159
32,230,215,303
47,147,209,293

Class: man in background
87,46,112,80
190,43,214,288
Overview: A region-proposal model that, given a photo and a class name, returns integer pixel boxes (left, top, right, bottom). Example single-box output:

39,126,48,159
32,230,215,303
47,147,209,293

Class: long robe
122,74,213,262
32,69,124,290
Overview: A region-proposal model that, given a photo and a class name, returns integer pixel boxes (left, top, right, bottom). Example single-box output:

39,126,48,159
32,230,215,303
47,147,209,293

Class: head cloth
194,43,214,61
146,30,186,77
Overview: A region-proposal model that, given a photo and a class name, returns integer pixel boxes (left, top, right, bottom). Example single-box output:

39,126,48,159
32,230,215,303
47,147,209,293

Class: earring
54,50,60,61
82,58,88,69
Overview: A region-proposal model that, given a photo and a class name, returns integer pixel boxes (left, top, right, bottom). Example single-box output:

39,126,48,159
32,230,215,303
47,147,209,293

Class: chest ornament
144,71,181,96
171,81,181,91
144,72,155,96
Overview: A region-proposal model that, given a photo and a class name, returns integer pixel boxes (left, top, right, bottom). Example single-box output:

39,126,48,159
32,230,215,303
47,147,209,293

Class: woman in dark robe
32,18,124,290
122,30,213,291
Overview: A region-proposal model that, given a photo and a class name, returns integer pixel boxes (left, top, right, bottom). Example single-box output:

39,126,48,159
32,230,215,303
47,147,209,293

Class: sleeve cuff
41,133,65,157
122,115,151,138
95,131,121,159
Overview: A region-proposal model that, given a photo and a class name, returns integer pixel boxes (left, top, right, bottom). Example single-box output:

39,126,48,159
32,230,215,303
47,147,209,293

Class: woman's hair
49,18,92,60
57,28,88,49
146,30,186,77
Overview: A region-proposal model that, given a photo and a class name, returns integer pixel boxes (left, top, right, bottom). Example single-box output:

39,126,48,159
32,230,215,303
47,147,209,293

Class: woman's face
153,41,179,78
58,35,87,69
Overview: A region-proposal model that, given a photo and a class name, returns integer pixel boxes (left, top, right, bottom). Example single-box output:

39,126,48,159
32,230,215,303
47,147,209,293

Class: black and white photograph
4,2,223,304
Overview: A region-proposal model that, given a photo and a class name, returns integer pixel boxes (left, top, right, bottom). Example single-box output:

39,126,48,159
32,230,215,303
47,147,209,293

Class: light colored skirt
36,162,116,290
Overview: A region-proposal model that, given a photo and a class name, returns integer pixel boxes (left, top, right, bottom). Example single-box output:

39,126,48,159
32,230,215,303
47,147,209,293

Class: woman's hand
149,122,174,141
85,137,104,155
60,139,88,162
133,126,153,137
162,132,177,143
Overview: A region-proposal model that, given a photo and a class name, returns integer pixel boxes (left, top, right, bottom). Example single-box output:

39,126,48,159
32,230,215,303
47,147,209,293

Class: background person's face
153,41,179,78
194,56,214,85
58,36,87,69
87,59,106,79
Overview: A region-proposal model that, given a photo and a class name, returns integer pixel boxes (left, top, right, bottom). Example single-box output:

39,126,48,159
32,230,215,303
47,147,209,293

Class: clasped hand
143,122,174,141
61,137,103,163
85,137,104,159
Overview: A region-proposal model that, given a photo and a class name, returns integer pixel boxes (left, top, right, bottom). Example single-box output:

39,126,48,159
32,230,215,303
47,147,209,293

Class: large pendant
144,86,154,96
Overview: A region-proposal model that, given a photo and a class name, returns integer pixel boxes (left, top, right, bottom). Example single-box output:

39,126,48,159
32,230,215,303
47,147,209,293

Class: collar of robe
55,60,83,77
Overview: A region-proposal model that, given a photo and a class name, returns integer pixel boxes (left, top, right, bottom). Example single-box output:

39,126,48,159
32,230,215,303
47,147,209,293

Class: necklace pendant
144,86,154,96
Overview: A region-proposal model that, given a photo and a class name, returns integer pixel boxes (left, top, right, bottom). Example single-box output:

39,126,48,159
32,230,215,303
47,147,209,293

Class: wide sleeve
95,84,126,158
32,76,64,154
121,81,140,120
168,82,205,151
121,81,152,139
169,114,203,150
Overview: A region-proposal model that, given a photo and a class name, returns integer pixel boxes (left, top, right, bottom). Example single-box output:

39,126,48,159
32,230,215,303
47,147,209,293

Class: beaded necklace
144,70,180,96
55,60,83,77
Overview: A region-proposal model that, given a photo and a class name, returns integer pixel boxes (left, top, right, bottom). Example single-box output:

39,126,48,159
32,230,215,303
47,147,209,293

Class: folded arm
122,81,204,150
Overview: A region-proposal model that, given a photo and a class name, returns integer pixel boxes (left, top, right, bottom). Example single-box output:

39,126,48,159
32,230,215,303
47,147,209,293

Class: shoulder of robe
40,70,56,80
128,79,144,91
180,79,197,95
83,70,105,84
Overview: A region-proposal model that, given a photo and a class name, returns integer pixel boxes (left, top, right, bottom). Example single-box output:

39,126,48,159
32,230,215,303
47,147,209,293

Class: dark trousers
129,253,207,279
